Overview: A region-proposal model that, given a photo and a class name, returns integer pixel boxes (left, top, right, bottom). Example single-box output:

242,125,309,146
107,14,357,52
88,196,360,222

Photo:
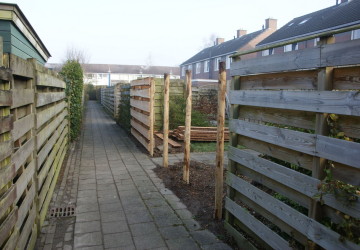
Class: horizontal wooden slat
0,140,12,162
16,203,36,250
36,110,67,150
15,160,35,204
226,172,358,250
16,184,36,229
36,101,66,129
0,185,16,219
12,137,34,172
333,66,360,90
131,78,152,86
130,88,150,98
0,115,13,134
12,113,34,141
225,197,291,250
0,163,15,190
321,38,360,67
0,90,12,106
36,92,65,107
230,90,360,116
11,89,34,109
9,55,34,78
0,67,12,81
224,222,257,250
0,208,17,247
131,119,151,140
36,72,65,88
130,98,150,112
229,146,360,218
231,46,320,76
131,128,150,152
130,109,150,126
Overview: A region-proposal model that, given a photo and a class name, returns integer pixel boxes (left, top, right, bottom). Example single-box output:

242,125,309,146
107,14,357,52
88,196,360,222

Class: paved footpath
36,101,232,250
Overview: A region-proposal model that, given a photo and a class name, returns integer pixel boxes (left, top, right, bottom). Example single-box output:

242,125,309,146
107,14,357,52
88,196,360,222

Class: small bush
59,60,84,141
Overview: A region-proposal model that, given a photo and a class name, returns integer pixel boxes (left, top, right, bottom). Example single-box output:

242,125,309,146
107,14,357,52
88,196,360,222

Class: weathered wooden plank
316,135,360,169
240,70,318,90
36,110,67,150
230,90,360,116
0,115,13,134
0,90,12,106
15,160,35,204
0,163,15,191
16,203,36,250
224,222,257,250
321,38,360,67
36,92,66,107
16,184,36,229
226,172,358,250
229,147,360,218
0,207,17,247
333,66,360,90
332,162,360,186
131,119,151,140
0,67,12,81
130,109,150,127
11,89,34,109
238,106,315,130
230,119,315,156
36,101,66,129
0,140,12,162
9,55,34,78
155,133,182,148
225,197,291,250
12,113,34,141
130,98,150,112
131,78,152,87
130,88,150,98
337,115,360,139
231,46,320,76
12,137,34,172
131,128,150,152
1,224,18,250
36,72,65,88
0,185,16,219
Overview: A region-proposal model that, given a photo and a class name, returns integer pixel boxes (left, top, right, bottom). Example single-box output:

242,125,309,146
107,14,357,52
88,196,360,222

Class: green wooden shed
0,3,50,64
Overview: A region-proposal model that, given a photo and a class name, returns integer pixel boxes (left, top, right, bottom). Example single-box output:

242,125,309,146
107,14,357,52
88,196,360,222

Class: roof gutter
231,22,360,58
181,51,237,67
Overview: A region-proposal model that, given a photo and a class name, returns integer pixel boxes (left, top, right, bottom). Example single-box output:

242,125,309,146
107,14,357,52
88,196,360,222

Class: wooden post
149,78,155,156
163,73,170,167
183,70,192,184
215,61,226,219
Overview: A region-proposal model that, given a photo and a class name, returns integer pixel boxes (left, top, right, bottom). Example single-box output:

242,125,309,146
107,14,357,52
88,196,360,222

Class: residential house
257,0,360,56
180,18,277,84
46,63,180,86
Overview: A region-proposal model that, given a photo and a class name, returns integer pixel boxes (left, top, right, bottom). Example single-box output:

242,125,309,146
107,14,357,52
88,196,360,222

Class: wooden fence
130,78,184,156
100,86,115,117
226,37,360,249
0,52,68,249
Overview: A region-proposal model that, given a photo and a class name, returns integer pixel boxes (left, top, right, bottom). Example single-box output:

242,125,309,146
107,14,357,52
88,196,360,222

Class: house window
314,38,320,46
284,43,298,52
352,29,360,40
226,56,232,69
204,60,209,73
196,62,201,74
214,57,221,71
188,64,192,72
181,66,185,76
262,48,274,56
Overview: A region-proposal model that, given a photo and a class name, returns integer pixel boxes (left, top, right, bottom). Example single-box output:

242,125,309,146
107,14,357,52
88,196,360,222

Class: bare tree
63,45,90,65
201,33,218,49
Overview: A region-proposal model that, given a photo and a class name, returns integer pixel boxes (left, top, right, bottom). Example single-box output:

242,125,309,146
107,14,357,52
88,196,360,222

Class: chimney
265,18,277,30
215,38,224,45
237,29,247,38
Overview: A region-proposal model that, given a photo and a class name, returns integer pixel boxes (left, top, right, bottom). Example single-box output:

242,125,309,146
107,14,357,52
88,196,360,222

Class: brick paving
36,101,232,250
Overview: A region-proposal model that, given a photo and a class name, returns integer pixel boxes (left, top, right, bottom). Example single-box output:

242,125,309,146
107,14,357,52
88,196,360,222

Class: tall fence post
163,73,170,167
215,61,226,219
183,70,192,184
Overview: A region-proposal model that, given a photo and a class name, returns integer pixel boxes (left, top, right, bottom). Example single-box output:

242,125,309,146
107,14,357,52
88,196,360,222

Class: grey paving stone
183,219,202,231
190,230,220,245
78,190,97,198
102,221,129,234
75,221,101,234
166,237,201,250
133,232,166,250
159,225,189,240
154,214,182,228
74,232,102,248
175,209,193,220
126,210,153,225
99,202,122,213
76,246,104,250
201,243,233,250
145,198,168,207
97,189,117,198
76,203,99,214
101,210,126,222
76,211,100,223
104,232,133,248
96,183,116,191
129,222,158,236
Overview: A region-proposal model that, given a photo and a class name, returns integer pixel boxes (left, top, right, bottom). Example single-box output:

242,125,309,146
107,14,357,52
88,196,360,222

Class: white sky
5,0,336,66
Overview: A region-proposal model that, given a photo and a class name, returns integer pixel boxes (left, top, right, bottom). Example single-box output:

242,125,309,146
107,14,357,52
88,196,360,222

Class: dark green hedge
59,60,84,141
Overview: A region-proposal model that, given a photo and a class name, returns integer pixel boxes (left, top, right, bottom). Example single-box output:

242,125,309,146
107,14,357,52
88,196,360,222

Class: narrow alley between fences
36,101,232,250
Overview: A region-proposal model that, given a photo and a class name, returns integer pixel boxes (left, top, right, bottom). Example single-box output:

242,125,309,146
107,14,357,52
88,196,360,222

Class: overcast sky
5,0,336,66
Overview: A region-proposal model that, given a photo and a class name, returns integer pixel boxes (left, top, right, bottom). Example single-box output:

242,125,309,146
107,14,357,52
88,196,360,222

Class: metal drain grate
49,205,75,218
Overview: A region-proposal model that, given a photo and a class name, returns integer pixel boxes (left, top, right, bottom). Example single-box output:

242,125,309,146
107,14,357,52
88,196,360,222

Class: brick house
180,18,277,84
256,0,360,56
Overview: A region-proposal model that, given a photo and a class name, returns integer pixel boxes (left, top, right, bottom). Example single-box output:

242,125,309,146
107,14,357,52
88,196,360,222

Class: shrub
59,60,84,141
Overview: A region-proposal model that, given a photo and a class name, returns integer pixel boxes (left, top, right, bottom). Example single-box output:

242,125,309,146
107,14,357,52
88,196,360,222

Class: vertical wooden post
149,78,155,156
183,70,192,184
215,62,226,219
163,73,170,167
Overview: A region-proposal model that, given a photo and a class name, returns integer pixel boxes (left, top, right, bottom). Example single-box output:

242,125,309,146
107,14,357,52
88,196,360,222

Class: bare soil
154,161,239,249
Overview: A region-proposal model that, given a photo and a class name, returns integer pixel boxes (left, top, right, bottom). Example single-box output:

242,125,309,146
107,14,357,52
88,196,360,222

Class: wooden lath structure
226,32,360,249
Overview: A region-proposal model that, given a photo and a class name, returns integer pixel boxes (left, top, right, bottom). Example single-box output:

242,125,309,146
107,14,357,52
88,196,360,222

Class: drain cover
49,205,75,218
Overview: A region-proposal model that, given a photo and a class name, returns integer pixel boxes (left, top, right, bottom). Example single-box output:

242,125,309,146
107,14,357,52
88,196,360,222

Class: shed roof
258,0,360,46
181,29,265,65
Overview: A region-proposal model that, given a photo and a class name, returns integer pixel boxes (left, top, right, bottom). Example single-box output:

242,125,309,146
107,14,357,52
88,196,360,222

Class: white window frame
196,62,201,74
226,55,232,69
188,64,192,71
204,60,209,73
214,57,221,71
352,29,360,40
284,43,298,52
181,66,185,76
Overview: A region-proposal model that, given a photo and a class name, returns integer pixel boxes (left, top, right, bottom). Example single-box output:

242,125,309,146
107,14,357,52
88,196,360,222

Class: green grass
190,142,229,152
